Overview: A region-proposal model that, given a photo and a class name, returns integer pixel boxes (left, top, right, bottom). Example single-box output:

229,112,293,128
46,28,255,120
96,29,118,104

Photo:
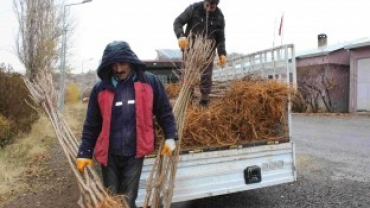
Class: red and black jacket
77,41,177,166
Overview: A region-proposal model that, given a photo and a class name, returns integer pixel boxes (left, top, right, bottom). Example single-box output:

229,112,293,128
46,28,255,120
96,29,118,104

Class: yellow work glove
218,55,226,67
76,158,92,174
160,138,176,156
178,37,188,50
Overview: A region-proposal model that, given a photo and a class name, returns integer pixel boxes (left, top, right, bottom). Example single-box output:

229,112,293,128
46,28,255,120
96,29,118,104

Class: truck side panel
136,142,296,206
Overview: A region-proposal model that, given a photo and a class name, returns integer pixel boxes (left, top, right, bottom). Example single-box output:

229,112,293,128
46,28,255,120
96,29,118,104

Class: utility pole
59,0,92,113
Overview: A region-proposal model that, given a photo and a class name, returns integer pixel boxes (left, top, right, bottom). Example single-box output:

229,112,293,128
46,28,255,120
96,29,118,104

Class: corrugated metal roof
344,37,370,49
155,49,182,60
296,41,350,58
296,37,370,58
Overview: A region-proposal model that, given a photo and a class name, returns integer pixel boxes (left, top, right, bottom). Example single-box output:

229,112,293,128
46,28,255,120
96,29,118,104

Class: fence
213,44,297,86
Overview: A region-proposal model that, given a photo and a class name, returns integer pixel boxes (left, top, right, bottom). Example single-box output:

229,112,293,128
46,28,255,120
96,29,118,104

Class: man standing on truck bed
173,0,227,107
75,41,178,208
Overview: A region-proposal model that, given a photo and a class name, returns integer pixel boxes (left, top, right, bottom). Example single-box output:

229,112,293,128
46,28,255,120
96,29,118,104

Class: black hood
97,41,146,80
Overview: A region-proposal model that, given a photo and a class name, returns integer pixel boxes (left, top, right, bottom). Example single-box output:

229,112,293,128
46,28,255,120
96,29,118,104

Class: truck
136,44,298,207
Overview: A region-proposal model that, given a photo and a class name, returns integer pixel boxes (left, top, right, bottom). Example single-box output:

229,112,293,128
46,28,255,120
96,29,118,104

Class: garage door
357,58,370,111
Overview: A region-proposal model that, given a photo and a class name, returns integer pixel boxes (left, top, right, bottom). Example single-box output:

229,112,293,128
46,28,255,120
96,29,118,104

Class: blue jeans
101,154,144,208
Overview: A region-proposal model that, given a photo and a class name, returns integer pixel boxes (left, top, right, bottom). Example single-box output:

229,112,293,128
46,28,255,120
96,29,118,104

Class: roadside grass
64,102,87,135
0,102,87,205
0,114,55,204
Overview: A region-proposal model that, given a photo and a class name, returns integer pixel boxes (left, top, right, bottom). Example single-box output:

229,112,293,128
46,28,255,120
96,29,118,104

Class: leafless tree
13,0,71,82
0,63,15,74
297,64,348,113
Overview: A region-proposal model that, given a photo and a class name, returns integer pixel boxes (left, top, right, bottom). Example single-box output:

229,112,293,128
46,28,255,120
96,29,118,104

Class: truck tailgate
136,142,296,206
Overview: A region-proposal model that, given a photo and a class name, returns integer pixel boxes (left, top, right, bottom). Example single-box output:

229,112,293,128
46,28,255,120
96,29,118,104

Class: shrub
0,68,38,143
292,91,308,113
65,82,81,104
0,114,13,147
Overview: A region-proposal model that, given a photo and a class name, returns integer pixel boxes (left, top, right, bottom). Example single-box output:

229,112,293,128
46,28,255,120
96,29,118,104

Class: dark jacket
173,1,226,56
77,41,177,166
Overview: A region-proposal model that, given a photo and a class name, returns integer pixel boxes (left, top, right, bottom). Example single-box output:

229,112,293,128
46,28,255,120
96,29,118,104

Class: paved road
173,114,370,208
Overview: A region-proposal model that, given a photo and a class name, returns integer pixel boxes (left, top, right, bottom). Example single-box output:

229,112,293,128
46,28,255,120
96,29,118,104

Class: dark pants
200,62,213,95
101,154,144,208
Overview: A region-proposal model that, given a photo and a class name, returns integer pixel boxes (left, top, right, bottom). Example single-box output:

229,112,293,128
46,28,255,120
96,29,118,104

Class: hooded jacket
173,1,226,56
77,41,177,166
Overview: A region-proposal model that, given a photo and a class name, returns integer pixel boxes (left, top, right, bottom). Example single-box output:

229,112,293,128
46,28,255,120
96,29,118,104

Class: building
143,49,183,85
296,35,370,113
345,39,370,112
144,60,182,84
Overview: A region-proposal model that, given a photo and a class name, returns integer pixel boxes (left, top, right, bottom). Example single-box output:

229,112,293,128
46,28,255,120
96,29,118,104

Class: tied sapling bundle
143,34,215,208
24,70,128,208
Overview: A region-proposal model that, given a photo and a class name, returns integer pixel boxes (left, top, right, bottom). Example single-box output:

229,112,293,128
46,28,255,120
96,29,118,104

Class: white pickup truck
137,44,298,207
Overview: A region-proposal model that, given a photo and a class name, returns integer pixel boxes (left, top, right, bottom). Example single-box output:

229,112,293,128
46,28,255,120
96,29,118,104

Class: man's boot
199,99,210,107
199,93,210,107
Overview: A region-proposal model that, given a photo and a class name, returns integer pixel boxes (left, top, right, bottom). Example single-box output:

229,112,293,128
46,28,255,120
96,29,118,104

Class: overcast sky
1,0,370,74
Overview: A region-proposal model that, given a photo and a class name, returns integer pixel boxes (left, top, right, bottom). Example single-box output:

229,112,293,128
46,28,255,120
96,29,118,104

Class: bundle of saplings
155,79,292,149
